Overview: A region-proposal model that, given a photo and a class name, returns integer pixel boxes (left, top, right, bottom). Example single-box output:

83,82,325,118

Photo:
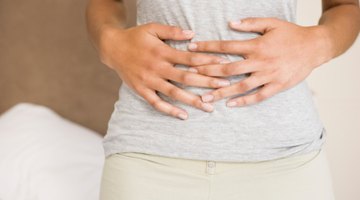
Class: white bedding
0,103,105,200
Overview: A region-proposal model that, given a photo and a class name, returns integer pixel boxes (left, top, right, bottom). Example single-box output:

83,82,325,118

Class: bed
0,103,105,200
2,0,360,199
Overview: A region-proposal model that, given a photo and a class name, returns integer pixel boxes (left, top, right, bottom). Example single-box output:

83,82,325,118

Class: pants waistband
115,149,322,176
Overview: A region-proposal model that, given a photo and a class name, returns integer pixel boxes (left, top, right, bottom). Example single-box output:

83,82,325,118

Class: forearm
85,0,126,52
319,1,360,60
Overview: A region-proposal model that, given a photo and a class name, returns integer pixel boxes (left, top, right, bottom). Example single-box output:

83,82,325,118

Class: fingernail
188,43,198,50
217,80,231,87
229,20,242,27
188,68,198,73
201,103,214,112
226,101,237,107
177,113,188,120
201,94,214,102
182,30,194,38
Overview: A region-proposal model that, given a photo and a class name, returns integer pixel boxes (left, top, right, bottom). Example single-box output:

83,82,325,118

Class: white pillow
0,103,105,200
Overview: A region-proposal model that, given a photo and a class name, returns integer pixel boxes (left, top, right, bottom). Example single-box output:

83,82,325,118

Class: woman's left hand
187,17,332,107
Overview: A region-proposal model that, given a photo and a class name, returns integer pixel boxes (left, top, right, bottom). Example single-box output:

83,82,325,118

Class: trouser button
208,161,215,168
206,161,216,174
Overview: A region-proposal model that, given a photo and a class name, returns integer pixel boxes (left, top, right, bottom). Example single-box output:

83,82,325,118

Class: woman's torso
103,0,327,162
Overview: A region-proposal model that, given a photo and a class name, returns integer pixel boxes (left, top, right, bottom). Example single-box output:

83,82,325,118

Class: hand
98,23,231,119
187,17,332,107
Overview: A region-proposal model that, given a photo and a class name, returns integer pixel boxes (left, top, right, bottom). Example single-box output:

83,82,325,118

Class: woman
86,0,360,199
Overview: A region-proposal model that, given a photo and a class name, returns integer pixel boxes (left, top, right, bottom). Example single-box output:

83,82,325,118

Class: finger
187,39,255,55
226,83,281,107
154,79,215,113
145,23,195,40
229,17,282,34
140,87,189,120
166,49,227,66
192,59,260,77
200,74,271,103
163,67,231,88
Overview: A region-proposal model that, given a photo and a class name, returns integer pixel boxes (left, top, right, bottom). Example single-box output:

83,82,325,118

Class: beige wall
0,0,121,135
297,1,360,200
2,0,356,198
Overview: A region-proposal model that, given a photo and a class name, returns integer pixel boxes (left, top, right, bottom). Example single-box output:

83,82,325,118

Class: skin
86,0,231,120
188,0,360,107
86,0,360,120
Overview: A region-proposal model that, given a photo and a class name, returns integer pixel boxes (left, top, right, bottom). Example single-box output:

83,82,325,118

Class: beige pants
100,149,335,200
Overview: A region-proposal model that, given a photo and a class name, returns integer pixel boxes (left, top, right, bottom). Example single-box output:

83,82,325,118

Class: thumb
145,23,195,40
229,17,281,34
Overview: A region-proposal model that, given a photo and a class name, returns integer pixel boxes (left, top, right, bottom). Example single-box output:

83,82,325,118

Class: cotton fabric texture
103,0,327,162
100,149,335,200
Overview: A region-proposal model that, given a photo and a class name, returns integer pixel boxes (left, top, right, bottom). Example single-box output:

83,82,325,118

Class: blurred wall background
0,0,121,134
0,0,359,199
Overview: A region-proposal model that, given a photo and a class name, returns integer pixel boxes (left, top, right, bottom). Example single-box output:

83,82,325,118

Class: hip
100,148,335,200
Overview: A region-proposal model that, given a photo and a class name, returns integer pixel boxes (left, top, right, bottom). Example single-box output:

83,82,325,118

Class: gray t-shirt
103,0,327,162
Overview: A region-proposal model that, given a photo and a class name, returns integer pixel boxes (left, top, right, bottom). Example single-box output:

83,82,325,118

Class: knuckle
215,90,225,99
204,68,214,76
209,79,219,88
196,67,205,74
146,22,157,30
238,81,251,92
188,54,200,65
169,26,180,34
150,99,162,110
219,42,231,51
245,18,257,25
138,71,151,82
194,42,203,51
192,98,203,108
179,52,192,65
152,46,166,57
168,87,181,99
178,72,186,83
244,80,255,91
147,62,159,71
187,55,195,65
183,73,194,84
253,40,264,51
238,97,246,105
155,62,169,72
132,84,143,93
180,72,192,84
222,65,234,76
256,92,267,101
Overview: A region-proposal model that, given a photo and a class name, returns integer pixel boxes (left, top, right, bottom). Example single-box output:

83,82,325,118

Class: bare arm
187,1,360,107
85,0,126,54
85,0,230,120
320,0,360,59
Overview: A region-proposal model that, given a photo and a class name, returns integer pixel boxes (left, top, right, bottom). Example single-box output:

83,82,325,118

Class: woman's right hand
98,23,231,120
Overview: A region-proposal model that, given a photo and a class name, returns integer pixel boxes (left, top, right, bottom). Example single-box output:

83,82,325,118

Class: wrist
97,24,126,66
98,23,123,48
311,25,336,68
